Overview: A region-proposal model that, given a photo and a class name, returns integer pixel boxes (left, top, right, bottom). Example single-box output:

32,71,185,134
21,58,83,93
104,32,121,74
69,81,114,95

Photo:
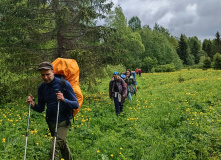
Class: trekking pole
52,100,60,160
24,103,31,160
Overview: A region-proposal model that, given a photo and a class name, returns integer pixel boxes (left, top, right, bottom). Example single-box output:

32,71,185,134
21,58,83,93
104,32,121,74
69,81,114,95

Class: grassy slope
0,69,221,160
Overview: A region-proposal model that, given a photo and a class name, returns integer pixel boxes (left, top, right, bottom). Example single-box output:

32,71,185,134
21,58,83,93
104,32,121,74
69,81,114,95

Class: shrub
0,70,40,104
102,64,126,78
152,63,176,72
212,53,221,70
202,57,211,70
178,74,185,83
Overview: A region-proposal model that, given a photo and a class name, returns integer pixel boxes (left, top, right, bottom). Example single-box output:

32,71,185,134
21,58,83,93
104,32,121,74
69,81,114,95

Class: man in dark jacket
26,62,78,160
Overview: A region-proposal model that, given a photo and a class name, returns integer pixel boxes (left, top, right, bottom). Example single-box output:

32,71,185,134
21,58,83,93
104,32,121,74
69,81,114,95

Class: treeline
0,1,221,103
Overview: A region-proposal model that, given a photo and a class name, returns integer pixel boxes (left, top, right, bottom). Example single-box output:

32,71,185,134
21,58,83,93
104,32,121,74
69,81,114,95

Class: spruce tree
177,34,192,65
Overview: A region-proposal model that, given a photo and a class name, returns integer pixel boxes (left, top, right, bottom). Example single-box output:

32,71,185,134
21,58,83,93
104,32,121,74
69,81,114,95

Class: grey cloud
111,0,221,40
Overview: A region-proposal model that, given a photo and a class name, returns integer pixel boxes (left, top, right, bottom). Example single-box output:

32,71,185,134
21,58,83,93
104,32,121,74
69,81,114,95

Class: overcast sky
111,0,221,41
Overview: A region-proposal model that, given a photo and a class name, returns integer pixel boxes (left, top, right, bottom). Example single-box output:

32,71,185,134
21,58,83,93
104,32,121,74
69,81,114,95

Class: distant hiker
138,68,141,77
125,69,137,101
26,62,78,160
109,71,127,116
135,68,139,75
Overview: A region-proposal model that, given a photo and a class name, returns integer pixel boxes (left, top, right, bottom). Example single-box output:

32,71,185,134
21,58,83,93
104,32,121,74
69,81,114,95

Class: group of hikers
135,68,142,77
25,60,140,159
109,69,138,116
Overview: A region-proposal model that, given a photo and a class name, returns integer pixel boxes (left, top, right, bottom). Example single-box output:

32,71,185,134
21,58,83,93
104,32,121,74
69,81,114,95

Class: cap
38,62,54,70
121,74,126,79
113,71,119,75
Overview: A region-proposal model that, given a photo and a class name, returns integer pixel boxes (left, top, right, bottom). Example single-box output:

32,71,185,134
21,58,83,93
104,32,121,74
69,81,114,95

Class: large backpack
52,58,83,116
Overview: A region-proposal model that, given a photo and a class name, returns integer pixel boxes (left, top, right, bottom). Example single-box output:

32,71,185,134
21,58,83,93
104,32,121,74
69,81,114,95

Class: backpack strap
55,75,75,123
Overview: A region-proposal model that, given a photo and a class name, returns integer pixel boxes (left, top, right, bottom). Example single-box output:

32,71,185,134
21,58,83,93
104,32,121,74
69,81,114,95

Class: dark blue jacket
32,77,79,122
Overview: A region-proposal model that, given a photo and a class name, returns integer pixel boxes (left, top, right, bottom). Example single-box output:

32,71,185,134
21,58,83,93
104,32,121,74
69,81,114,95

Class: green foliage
104,7,145,70
212,53,221,70
213,31,221,56
1,0,115,94
128,16,141,31
153,23,170,37
188,36,202,64
152,63,176,73
102,64,126,78
139,27,182,70
178,74,185,83
203,57,212,70
202,39,213,59
177,34,193,65
142,56,158,72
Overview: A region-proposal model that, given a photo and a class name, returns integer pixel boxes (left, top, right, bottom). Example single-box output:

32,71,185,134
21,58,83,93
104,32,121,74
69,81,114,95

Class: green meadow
0,69,221,160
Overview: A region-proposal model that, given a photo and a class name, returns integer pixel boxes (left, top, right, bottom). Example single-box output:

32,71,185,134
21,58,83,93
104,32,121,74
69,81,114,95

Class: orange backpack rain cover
52,58,83,116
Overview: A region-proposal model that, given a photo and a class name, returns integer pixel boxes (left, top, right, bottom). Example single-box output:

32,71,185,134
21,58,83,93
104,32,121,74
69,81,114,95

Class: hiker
109,71,127,116
125,69,137,101
26,62,78,160
138,68,141,77
135,68,139,75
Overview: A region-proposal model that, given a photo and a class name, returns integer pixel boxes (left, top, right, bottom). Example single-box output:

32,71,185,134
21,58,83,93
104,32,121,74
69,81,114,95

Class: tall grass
0,69,221,159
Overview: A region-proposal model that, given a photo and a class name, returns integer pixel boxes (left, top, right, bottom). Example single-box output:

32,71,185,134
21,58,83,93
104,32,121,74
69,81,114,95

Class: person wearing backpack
109,71,127,116
26,62,78,160
138,68,142,77
125,69,137,101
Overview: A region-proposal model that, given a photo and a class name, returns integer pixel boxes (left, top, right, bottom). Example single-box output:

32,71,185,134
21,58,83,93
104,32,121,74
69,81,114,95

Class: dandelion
45,135,47,137
2,138,5,143
61,159,65,160
120,147,123,150
111,154,114,157
36,143,39,146
48,133,51,136
97,150,100,153
50,137,53,139
119,152,122,155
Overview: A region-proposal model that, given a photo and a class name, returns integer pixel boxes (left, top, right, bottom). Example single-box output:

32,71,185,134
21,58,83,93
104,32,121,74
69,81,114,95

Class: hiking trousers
114,96,123,116
48,120,73,160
